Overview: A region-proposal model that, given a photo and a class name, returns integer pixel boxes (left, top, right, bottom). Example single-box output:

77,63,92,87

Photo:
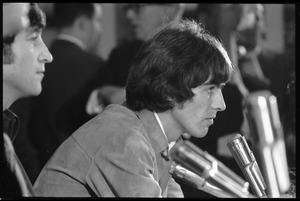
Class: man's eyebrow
203,82,226,88
33,26,43,32
202,83,212,86
24,27,42,38
27,26,42,33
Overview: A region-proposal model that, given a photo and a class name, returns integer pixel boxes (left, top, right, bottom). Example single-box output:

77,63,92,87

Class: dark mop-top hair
3,3,46,64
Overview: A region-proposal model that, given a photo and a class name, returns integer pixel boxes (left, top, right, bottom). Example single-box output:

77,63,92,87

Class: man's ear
74,15,90,32
3,43,14,65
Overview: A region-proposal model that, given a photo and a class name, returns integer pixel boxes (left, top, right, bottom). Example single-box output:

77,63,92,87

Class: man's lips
37,70,45,77
206,116,216,125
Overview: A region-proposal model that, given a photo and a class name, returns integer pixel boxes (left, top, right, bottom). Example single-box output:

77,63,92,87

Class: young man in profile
2,3,53,197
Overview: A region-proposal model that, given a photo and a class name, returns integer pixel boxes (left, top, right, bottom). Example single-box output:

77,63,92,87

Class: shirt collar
56,34,87,50
153,112,176,151
3,109,19,141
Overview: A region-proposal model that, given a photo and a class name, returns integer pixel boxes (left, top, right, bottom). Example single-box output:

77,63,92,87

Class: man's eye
31,33,40,41
32,35,38,40
208,86,215,93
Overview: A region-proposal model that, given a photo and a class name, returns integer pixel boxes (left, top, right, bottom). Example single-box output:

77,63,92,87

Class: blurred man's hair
52,3,97,29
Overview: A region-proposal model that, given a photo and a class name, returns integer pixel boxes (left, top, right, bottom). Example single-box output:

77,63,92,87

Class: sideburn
3,44,15,64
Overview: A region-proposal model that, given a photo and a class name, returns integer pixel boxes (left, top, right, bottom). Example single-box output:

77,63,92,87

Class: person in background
236,5,295,197
28,3,105,170
234,4,294,142
2,3,53,197
86,3,185,115
33,19,233,197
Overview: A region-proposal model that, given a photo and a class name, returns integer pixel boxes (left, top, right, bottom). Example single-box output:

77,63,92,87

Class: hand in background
86,85,125,115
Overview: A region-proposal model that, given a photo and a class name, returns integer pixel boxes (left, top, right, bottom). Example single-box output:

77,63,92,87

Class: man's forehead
3,3,30,36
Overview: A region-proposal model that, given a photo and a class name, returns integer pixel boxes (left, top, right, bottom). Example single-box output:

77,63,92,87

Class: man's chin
191,129,208,139
32,87,42,96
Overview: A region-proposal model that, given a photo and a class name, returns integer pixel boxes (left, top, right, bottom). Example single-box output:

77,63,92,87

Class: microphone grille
228,133,242,144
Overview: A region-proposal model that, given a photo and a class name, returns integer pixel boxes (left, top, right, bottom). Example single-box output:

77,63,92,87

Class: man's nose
39,42,53,63
214,90,226,111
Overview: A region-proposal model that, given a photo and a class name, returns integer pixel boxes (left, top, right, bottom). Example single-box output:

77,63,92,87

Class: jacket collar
135,109,172,161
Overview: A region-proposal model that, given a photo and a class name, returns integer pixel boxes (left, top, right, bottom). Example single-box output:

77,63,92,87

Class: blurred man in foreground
2,3,52,197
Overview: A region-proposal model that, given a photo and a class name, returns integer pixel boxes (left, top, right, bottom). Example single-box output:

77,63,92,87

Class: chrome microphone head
170,140,253,198
227,134,267,197
169,161,236,198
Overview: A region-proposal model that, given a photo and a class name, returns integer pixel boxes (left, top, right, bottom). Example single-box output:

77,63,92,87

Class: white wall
264,4,284,53
97,3,117,60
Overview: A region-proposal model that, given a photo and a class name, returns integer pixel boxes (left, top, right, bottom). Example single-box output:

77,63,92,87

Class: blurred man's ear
75,15,90,32
163,4,185,22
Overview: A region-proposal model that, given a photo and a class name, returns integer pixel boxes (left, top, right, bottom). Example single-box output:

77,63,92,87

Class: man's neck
57,29,87,50
155,111,182,143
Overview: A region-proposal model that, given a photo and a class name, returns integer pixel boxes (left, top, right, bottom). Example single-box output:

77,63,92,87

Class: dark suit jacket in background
28,39,104,169
93,40,143,88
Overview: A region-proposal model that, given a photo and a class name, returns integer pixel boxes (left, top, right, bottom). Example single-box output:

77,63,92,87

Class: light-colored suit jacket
34,104,183,197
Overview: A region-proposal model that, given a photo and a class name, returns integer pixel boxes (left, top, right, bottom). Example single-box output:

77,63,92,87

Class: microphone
227,134,267,197
170,140,254,198
243,90,290,197
169,161,234,198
